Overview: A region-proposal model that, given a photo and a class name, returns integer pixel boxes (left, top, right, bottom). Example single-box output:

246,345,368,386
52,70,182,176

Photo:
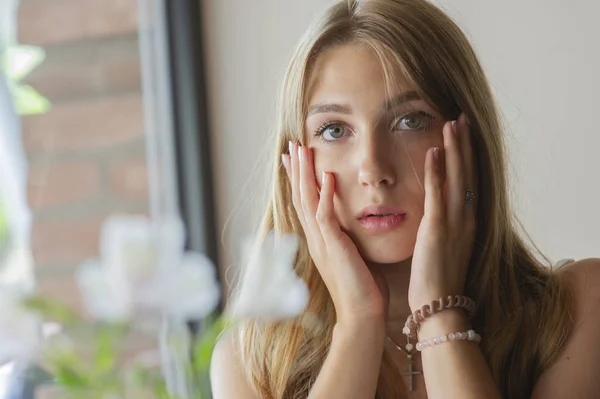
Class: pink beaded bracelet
403,295,476,339
416,329,482,351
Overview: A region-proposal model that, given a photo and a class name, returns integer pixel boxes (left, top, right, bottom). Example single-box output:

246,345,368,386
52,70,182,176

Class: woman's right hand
281,141,389,327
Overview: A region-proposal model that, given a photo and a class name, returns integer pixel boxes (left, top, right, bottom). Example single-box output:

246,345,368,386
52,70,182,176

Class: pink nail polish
433,147,440,160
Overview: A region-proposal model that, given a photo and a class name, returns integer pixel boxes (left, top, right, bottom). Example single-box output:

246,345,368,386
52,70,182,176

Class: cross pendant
400,354,422,392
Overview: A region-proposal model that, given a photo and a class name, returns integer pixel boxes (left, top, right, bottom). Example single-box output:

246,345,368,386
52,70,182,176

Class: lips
356,205,406,220
357,212,407,233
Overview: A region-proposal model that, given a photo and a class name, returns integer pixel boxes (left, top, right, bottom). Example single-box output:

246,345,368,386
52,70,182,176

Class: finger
424,146,445,222
299,146,320,216
315,171,344,244
289,141,311,233
455,113,475,185
445,119,466,225
294,144,323,246
288,143,327,265
299,145,323,236
282,153,290,178
457,113,478,231
457,113,477,204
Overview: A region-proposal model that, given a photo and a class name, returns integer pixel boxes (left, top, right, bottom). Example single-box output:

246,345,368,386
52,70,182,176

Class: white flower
75,214,220,323
0,285,40,366
226,231,309,321
139,252,222,320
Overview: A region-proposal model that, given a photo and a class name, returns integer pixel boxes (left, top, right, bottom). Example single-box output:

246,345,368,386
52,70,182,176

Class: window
0,0,218,396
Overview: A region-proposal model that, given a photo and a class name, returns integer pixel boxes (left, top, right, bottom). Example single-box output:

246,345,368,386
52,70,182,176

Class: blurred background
17,0,152,313
0,0,598,367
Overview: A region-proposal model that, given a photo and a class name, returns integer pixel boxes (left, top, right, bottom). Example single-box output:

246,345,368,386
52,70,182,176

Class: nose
357,133,396,188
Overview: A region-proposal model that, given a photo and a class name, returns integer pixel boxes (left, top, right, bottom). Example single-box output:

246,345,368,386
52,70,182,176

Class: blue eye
392,111,434,131
314,122,347,141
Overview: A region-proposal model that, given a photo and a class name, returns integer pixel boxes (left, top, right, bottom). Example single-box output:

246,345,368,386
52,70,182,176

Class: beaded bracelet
403,295,477,339
416,329,481,351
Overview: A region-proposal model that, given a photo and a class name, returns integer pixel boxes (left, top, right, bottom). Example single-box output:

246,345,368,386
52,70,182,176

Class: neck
368,257,413,342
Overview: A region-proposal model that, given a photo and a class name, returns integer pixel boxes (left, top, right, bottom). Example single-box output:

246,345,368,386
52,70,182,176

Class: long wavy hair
226,0,573,397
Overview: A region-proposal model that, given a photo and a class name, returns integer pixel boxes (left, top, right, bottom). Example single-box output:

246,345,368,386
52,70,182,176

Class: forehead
306,43,414,107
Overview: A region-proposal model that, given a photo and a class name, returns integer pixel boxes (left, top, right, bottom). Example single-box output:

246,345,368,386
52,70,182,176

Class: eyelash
313,121,342,144
313,111,435,143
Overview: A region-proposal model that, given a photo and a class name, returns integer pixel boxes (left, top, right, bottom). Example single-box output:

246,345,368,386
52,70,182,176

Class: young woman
211,0,600,397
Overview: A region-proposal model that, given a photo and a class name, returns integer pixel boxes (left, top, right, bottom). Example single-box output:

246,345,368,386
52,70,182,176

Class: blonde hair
228,0,573,397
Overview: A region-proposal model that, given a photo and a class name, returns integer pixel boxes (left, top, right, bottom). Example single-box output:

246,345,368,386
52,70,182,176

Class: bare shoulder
559,257,600,329
556,257,600,319
210,327,260,399
531,257,600,398
561,257,600,296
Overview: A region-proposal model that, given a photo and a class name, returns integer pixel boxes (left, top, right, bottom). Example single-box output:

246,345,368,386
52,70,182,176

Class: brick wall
18,0,149,312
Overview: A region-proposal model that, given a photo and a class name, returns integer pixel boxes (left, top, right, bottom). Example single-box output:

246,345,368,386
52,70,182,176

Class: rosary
386,335,422,392
384,296,480,392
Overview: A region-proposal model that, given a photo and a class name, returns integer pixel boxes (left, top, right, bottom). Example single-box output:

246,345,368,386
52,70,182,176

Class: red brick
27,160,102,210
18,0,138,46
108,154,149,201
22,95,144,156
32,217,104,265
23,36,141,103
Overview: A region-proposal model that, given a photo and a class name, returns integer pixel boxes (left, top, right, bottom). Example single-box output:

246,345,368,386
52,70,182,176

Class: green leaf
94,326,119,375
21,295,79,326
54,365,89,389
2,45,46,81
0,198,8,236
0,198,10,262
0,45,51,116
127,366,182,399
12,84,51,115
45,341,89,383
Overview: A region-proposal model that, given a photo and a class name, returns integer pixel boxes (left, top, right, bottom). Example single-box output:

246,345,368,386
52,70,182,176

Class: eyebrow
307,90,421,116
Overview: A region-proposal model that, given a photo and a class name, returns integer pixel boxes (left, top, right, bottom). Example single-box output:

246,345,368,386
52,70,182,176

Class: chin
349,229,417,265
362,248,413,265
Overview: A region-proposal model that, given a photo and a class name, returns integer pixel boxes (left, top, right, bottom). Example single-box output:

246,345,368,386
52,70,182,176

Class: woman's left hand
408,112,478,312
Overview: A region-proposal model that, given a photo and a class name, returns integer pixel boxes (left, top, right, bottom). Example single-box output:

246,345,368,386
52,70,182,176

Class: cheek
393,133,443,178
394,132,442,155
312,149,342,192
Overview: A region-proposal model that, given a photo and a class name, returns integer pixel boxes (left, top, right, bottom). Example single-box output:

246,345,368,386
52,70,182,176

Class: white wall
201,0,600,288
439,0,600,262
201,0,327,287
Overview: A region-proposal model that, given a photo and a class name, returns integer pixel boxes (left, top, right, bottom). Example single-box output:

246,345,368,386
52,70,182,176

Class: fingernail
322,171,327,185
288,141,293,156
281,154,287,169
299,146,304,162
451,120,458,135
433,147,440,160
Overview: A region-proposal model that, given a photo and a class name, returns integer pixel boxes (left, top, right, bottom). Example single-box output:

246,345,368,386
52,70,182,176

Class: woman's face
305,43,447,265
